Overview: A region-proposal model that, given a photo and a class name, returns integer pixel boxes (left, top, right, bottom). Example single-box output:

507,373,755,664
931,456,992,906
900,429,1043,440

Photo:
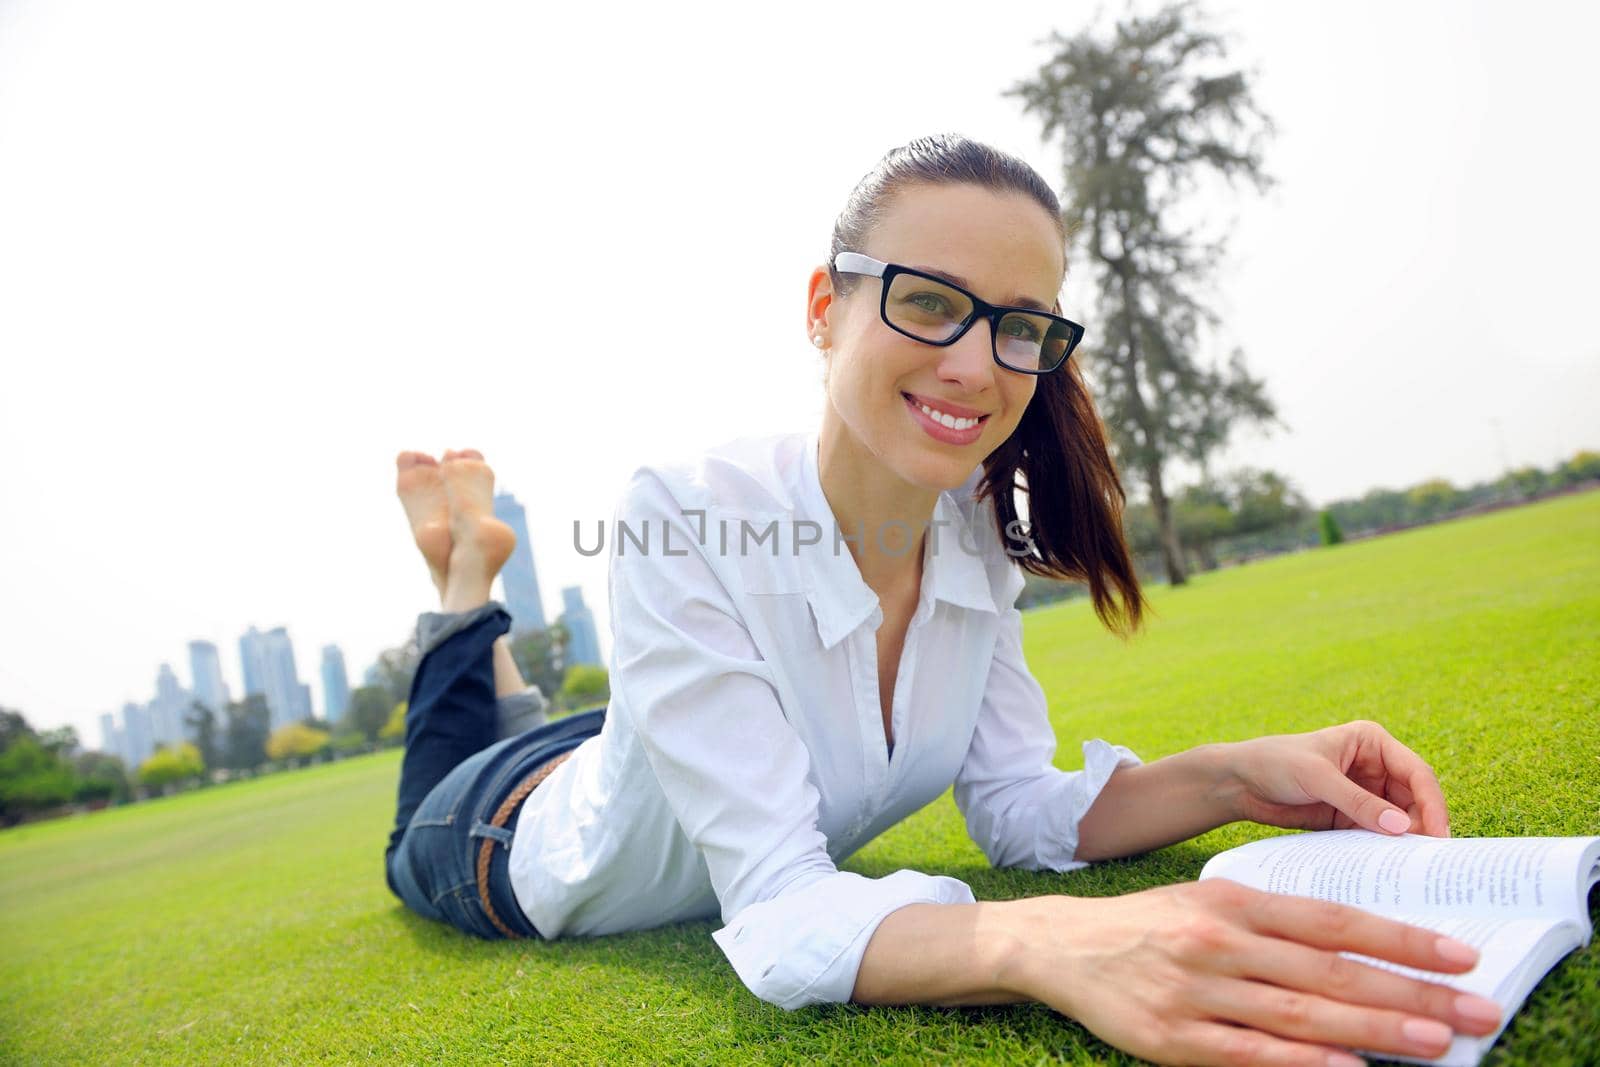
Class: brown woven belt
476,748,575,939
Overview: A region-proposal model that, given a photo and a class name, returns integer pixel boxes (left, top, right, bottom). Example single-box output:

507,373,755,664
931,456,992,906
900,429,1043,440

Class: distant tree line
1017,449,1599,610
0,711,127,826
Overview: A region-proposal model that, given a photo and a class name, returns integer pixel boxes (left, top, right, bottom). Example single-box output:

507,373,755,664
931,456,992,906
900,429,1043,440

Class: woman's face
813,182,1066,492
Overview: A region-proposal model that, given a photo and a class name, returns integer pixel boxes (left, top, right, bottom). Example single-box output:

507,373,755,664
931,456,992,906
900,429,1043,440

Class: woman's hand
1007,881,1502,1066
1215,719,1451,838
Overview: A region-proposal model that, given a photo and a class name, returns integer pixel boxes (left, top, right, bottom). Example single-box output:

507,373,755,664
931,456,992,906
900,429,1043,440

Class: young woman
384,134,1503,1066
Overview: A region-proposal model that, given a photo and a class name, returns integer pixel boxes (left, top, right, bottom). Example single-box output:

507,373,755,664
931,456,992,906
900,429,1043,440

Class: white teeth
916,400,980,430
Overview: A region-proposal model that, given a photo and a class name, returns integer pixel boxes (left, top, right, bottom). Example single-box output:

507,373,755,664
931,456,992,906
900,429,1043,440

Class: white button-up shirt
507,429,1142,1010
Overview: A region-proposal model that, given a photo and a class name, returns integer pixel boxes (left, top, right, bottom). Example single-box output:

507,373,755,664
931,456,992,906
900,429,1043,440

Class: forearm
1072,741,1238,863
852,898,1048,1007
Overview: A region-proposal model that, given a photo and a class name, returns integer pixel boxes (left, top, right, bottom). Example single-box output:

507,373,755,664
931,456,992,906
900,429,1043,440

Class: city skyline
93,573,598,766
103,622,328,765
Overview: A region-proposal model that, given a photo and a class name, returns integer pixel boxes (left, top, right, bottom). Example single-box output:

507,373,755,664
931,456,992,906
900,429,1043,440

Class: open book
1198,830,1600,1067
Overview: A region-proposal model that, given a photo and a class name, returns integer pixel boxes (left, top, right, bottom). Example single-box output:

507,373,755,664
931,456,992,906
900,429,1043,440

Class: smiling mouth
902,392,990,430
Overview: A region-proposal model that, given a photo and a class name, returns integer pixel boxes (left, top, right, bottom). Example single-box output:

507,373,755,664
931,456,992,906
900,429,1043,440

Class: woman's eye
909,292,950,314
1004,319,1042,341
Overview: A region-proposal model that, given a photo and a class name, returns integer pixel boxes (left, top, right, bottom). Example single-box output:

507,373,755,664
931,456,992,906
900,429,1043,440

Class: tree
1498,466,1546,501
508,622,570,702
138,742,205,791
36,725,79,756
366,634,421,708
0,736,77,824
72,751,130,804
1007,1,1278,585
266,722,330,764
1407,479,1460,522
184,701,221,770
221,694,271,772
1227,468,1308,535
1172,484,1233,570
1330,487,1408,534
344,686,395,744
1556,449,1600,485
557,665,610,712
378,702,407,745
330,729,370,756
0,707,35,752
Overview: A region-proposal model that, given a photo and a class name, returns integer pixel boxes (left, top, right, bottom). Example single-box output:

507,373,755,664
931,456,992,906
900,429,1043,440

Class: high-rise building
121,701,154,769
240,625,311,730
558,585,603,668
493,491,547,634
188,640,231,713
320,645,350,723
99,711,122,764
239,628,268,698
150,663,194,747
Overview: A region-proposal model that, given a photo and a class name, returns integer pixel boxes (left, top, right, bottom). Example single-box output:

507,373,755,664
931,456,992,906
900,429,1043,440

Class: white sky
2,0,1596,742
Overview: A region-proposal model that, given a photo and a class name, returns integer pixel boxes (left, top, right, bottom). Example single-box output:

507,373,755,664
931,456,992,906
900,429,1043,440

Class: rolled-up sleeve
608,468,975,1010
952,563,1143,872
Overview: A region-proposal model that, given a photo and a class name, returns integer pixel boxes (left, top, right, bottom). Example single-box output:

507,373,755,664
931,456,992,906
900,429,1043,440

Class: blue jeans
384,602,607,939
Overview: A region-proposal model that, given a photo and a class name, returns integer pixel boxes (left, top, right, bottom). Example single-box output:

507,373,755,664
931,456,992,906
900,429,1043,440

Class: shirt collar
795,429,998,650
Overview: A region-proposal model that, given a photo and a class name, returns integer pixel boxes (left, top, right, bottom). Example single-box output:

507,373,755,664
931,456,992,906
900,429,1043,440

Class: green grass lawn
3,490,1597,1065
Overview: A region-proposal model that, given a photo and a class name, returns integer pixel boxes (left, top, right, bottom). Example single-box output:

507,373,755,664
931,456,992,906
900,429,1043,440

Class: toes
396,451,439,470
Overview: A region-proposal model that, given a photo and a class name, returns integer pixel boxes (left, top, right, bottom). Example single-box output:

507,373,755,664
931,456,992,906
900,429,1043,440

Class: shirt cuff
1038,738,1144,872
710,869,977,1010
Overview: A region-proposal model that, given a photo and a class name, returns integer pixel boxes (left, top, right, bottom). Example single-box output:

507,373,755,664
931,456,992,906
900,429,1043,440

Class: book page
1198,830,1592,923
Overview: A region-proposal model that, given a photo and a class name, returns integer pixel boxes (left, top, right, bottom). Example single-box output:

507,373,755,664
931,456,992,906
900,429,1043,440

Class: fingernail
1456,993,1501,1024
1326,1052,1366,1067
1403,1018,1453,1049
1379,809,1411,834
1435,936,1479,965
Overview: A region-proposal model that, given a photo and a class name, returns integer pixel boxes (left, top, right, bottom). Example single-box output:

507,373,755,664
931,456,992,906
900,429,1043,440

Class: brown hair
826,132,1146,635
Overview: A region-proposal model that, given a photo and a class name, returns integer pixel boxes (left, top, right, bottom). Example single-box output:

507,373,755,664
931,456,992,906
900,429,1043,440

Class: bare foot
438,450,517,612
396,451,452,600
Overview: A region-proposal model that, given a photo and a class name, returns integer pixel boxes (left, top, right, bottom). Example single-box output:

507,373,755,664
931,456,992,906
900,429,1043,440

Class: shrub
138,743,206,791
265,722,330,763
1319,509,1345,546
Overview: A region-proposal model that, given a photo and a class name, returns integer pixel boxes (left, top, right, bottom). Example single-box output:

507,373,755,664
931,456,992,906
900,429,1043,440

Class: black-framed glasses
832,251,1084,374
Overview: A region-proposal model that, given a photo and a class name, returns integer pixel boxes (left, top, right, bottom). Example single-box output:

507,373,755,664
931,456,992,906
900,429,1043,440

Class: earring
812,336,825,348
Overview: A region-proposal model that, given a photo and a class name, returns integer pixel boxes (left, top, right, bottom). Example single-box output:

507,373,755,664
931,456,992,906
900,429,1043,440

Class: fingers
1225,931,1502,1036
1167,1019,1366,1067
1247,893,1481,975
1304,755,1412,835
1187,976,1470,1063
1375,730,1450,838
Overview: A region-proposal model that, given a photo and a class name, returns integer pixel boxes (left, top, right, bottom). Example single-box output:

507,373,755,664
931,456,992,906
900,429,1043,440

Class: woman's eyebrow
908,264,1051,312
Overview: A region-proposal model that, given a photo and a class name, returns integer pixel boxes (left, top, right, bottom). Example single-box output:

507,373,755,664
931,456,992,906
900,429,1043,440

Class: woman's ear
806,264,835,346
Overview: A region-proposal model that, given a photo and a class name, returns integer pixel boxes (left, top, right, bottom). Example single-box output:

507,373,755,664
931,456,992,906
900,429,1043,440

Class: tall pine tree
1007,2,1278,584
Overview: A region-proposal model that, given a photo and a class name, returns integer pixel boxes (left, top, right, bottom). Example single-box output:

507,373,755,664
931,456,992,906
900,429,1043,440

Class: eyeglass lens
884,272,1073,372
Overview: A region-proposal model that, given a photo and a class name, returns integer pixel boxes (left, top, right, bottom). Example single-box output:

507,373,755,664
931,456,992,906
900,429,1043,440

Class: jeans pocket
435,881,495,940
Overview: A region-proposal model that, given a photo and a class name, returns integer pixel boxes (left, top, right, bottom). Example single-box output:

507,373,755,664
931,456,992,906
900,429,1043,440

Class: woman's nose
933,317,999,391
